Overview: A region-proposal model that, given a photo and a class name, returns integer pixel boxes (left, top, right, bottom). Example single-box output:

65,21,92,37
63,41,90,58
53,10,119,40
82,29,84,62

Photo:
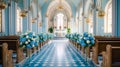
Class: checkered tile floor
23,40,91,67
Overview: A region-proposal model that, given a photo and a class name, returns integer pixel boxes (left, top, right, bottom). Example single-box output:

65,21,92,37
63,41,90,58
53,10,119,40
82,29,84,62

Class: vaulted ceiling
38,0,81,8
36,0,81,19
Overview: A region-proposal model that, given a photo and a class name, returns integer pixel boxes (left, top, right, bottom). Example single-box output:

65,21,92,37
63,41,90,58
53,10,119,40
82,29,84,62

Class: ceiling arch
46,0,73,21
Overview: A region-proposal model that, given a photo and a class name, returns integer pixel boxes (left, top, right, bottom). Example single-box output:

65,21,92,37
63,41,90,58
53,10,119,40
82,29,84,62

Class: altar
54,29,66,37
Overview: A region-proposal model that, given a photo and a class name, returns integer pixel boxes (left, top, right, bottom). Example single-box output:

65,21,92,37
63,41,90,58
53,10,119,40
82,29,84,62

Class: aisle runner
23,40,91,67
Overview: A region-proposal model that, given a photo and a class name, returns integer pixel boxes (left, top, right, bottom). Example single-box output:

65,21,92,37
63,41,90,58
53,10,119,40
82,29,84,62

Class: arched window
0,10,2,32
104,1,112,33
57,13,64,30
16,8,22,33
88,16,93,34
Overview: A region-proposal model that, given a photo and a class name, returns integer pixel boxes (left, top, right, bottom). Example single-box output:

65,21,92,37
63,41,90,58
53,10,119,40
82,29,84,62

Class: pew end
102,45,120,67
92,36,120,64
0,43,14,67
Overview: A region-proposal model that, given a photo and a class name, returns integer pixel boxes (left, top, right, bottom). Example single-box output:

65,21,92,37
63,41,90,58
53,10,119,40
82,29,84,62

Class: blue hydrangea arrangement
73,33,81,43
65,34,71,39
19,32,39,48
38,33,49,42
38,33,44,43
47,33,54,39
79,32,95,47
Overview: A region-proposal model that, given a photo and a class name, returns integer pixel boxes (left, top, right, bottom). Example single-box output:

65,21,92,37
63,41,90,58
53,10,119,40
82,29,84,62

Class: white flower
84,37,86,40
28,39,30,42
25,33,28,35
26,36,29,38
25,41,28,44
86,40,90,44
32,38,35,41
88,34,91,37
32,44,34,47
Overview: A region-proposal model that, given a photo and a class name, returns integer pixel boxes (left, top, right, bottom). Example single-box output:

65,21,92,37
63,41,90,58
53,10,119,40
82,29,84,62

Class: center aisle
23,39,91,67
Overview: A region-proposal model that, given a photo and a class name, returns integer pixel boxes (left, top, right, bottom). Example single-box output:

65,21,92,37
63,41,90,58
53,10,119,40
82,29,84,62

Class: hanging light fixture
86,17,90,23
32,17,38,23
97,0,105,18
20,9,27,17
98,9,105,17
39,22,42,27
32,18,35,23
0,0,7,9
20,0,28,17
57,0,64,10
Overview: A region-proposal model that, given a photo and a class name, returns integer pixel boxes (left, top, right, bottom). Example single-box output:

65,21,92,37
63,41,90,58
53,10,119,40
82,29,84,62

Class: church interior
0,0,120,67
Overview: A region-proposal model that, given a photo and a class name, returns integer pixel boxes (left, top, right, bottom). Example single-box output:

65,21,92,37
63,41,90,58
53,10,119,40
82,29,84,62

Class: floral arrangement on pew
38,33,54,47
65,33,73,42
79,32,95,61
65,34,71,39
65,33,81,46
42,33,47,42
66,33,81,42
38,33,47,43
74,33,81,43
19,31,39,48
19,31,39,65
79,32,95,47
47,33,54,40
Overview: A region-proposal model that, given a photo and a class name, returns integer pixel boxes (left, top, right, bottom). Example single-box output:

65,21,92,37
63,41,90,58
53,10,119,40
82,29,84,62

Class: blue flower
80,39,84,44
30,41,35,45
26,44,32,48
33,36,37,38
91,40,95,45
89,36,94,40
34,42,38,46
83,32,88,37
84,37,89,40
81,42,87,47
28,32,33,37
20,38,26,42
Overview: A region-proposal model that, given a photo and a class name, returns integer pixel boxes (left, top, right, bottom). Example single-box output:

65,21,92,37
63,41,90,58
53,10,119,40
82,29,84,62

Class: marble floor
22,39,92,67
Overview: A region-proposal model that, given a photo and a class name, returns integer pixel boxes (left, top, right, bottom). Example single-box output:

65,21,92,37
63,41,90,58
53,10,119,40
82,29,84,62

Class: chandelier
20,0,29,17
32,17,38,23
39,22,42,27
0,1,7,9
86,17,90,23
20,10,28,17
98,9,105,17
32,18,35,23
56,0,64,10
97,0,105,18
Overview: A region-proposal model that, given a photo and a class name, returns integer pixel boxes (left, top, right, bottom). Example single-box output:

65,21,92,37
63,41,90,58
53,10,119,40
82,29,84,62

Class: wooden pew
102,45,120,67
0,36,24,63
0,43,13,67
92,36,120,64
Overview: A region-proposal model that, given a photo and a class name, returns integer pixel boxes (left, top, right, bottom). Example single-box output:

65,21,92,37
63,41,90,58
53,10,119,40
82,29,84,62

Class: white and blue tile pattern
23,39,92,67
